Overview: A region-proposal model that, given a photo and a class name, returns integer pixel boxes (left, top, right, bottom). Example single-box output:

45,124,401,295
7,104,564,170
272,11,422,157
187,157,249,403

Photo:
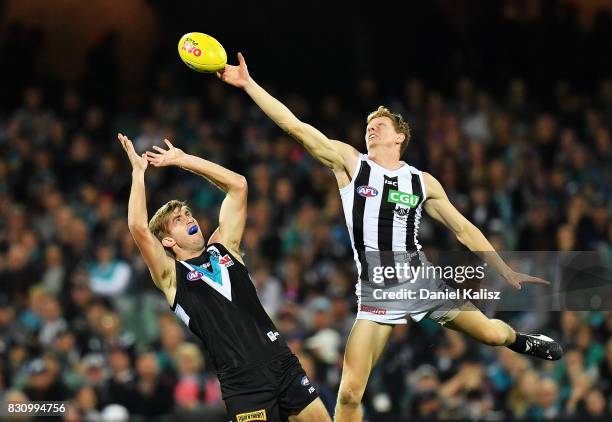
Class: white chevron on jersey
179,245,233,301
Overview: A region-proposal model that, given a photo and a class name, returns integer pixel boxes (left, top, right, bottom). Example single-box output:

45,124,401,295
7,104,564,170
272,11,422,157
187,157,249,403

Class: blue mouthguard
188,226,199,235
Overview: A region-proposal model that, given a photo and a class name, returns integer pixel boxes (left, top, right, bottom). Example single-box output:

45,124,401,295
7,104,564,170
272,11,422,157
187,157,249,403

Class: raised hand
145,139,185,167
118,133,148,172
504,270,550,290
217,52,251,89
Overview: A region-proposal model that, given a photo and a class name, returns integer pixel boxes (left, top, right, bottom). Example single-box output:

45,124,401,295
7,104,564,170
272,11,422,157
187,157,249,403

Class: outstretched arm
218,53,358,179
422,172,549,290
118,134,175,304
145,140,247,260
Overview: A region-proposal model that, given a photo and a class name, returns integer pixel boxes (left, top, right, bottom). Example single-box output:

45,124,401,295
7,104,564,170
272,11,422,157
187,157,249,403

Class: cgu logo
387,189,420,208
357,185,379,197
182,42,202,57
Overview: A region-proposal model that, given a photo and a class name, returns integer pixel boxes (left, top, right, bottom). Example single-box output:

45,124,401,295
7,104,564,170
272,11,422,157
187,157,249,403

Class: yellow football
178,32,227,73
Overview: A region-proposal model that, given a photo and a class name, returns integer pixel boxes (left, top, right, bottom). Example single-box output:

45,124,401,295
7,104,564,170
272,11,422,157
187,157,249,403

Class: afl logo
187,270,204,281
357,185,378,197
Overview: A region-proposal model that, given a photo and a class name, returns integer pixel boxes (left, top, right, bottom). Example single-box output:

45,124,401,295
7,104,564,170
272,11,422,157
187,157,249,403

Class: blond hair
148,199,190,245
367,106,411,156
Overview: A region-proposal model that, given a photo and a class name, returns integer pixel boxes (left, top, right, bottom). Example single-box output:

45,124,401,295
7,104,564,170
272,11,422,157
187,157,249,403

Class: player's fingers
118,134,127,150
128,145,139,158
163,139,173,149
124,139,137,155
237,52,245,65
525,276,550,285
152,145,166,153
145,151,161,158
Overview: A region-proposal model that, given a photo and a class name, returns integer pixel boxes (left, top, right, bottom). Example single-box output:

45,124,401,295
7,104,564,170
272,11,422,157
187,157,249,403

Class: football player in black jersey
118,133,330,422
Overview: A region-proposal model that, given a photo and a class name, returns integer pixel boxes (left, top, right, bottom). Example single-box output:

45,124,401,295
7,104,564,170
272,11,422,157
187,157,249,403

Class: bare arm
118,134,175,304
422,172,549,290
145,140,247,260
218,53,358,178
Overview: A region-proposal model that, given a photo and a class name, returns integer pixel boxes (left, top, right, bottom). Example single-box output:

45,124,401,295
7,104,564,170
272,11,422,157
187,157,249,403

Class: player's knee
480,326,507,346
337,382,364,407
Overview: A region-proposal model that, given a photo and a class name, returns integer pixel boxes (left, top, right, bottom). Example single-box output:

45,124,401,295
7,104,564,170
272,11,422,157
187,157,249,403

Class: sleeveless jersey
339,154,427,281
171,243,290,373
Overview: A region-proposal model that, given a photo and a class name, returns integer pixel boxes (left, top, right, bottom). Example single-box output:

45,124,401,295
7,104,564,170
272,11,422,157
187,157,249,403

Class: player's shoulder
206,242,246,268
420,172,446,199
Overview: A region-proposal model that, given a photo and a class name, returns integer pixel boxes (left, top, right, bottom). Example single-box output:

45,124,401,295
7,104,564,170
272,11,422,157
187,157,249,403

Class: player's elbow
454,222,477,246
283,120,304,137
232,175,248,194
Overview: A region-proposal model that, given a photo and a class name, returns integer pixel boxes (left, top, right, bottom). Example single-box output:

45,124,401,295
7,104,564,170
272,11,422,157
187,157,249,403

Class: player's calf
478,323,511,346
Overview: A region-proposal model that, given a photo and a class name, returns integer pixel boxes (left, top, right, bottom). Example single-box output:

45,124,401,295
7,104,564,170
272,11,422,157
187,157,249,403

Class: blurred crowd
0,31,611,422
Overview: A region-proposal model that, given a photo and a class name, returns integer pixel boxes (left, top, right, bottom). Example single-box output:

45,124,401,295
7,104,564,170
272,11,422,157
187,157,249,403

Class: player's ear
396,132,406,144
161,236,176,248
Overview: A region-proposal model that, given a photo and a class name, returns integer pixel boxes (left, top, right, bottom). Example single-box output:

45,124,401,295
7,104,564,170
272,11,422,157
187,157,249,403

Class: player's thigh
442,304,500,343
288,398,331,422
341,319,393,389
276,354,323,420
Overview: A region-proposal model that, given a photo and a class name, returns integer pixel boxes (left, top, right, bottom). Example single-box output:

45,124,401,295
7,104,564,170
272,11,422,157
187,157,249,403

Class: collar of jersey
366,157,408,174
186,254,223,286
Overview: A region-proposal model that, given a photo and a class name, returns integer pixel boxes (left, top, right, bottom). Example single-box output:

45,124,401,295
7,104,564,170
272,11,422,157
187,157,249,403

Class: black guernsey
171,243,290,374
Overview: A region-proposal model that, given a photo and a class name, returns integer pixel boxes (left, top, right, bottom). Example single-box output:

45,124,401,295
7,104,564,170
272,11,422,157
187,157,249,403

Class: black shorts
220,352,319,422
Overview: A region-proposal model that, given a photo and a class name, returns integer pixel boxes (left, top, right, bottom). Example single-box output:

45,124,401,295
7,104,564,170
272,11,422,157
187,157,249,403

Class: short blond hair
148,199,189,242
367,106,411,156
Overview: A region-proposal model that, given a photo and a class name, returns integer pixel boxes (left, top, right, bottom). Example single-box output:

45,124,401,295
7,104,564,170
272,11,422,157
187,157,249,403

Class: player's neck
175,247,205,262
367,150,403,171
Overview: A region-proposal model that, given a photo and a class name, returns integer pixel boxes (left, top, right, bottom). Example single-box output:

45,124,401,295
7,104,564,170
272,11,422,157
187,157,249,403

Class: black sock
506,332,528,353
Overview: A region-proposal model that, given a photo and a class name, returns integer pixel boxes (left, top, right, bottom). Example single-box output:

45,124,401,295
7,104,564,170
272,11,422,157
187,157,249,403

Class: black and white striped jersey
339,153,427,281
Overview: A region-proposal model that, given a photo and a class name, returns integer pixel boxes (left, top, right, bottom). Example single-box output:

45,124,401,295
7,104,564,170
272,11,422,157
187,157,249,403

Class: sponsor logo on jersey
308,386,316,394
267,331,280,342
387,189,420,208
186,270,204,281
301,375,310,386
360,304,387,315
236,409,267,422
357,185,379,197
219,254,234,267
384,179,398,187
393,206,411,218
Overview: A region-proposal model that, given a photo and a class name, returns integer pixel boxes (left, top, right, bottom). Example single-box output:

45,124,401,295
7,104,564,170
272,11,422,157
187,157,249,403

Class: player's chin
195,236,206,248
